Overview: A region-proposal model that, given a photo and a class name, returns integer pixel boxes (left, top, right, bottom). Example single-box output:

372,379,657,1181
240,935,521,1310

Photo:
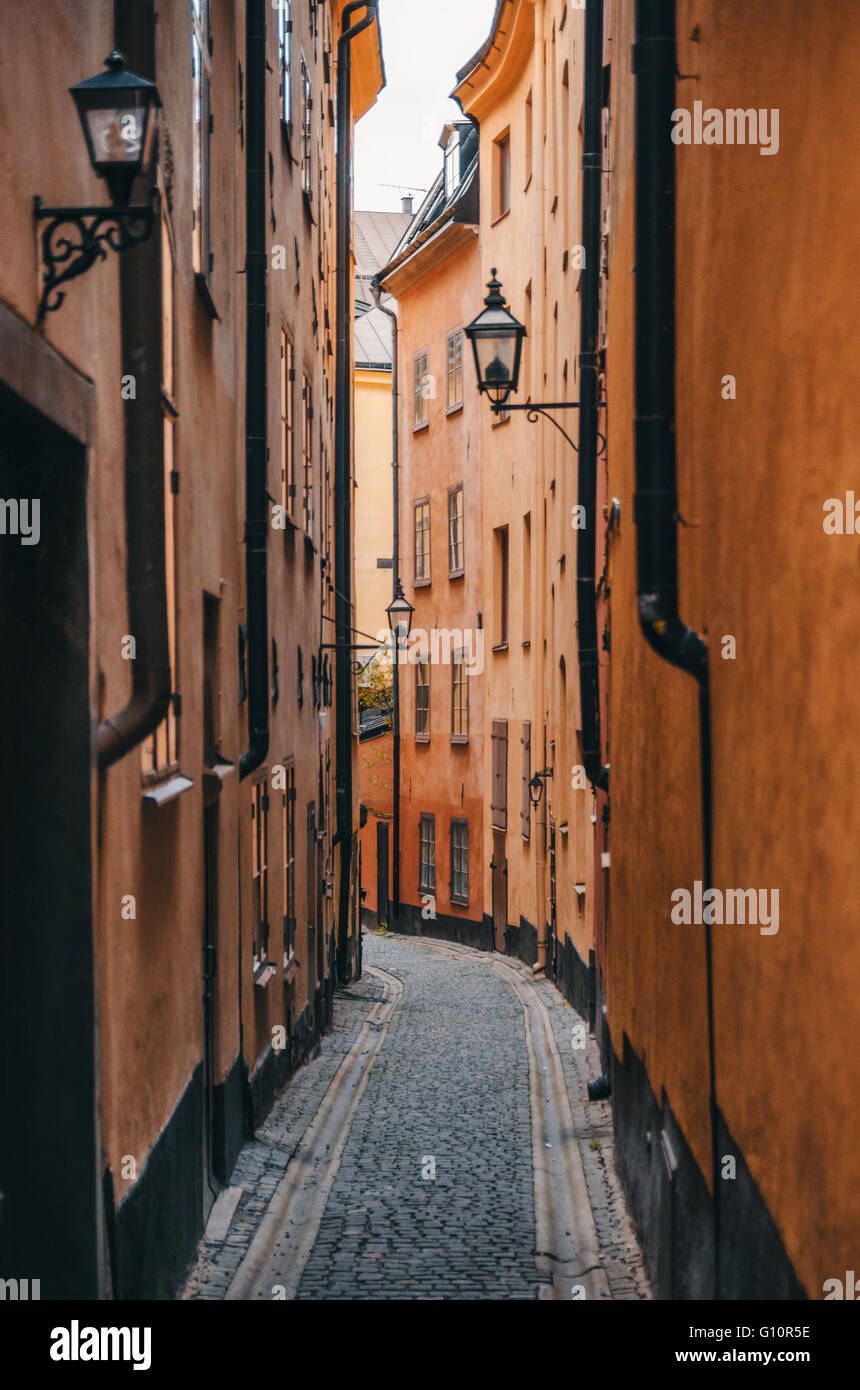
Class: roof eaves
453,0,510,88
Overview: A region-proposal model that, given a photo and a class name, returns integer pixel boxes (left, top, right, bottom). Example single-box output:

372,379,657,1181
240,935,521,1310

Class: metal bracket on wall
34,195,156,320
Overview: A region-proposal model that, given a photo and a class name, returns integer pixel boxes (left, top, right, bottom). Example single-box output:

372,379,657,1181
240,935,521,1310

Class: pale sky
355,0,497,213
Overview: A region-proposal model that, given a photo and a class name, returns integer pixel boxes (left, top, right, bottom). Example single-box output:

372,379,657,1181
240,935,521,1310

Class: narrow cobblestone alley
184,931,650,1301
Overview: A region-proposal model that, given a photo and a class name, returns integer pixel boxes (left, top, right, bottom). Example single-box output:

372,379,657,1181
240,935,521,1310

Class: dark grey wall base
248,1000,326,1132
393,901,493,951
106,1064,204,1301
611,1031,806,1300
505,916,538,966
714,1109,807,1300
212,1054,246,1187
106,997,339,1298
549,934,596,1028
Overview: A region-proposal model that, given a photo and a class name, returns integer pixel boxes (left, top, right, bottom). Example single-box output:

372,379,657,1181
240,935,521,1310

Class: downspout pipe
632,0,707,685
97,1,170,771
335,2,380,975
239,0,270,780
633,0,718,1295
533,0,548,971
576,0,609,794
370,276,400,922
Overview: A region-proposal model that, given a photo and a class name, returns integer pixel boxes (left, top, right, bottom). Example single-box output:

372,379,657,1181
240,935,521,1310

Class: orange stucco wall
606,0,860,1294
0,0,379,1278
394,233,486,928
456,0,597,964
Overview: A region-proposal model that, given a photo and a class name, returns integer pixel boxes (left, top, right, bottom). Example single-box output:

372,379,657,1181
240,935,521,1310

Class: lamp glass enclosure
465,271,526,407
386,584,415,641
70,52,160,205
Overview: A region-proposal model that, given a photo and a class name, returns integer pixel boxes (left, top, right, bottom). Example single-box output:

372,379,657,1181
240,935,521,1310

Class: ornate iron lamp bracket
34,194,156,320
491,399,582,453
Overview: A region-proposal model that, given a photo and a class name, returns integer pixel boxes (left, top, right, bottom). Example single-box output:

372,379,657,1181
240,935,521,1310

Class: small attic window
444,129,460,201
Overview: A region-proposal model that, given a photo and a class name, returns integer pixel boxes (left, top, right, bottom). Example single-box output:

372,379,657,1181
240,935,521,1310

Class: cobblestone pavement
183,929,650,1301
296,933,539,1299
183,971,385,1300
535,962,651,1300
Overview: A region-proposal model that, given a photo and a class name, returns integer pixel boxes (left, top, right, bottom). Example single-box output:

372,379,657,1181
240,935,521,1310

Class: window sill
491,412,510,428
203,758,236,807
446,401,464,417
413,576,431,588
283,952,299,986
419,883,436,897
491,207,511,227
194,272,220,322
142,773,193,806
414,733,430,744
450,895,469,908
450,735,469,746
141,758,181,788
522,639,531,649
412,419,430,434
523,173,533,194
254,960,277,990
448,568,464,581
492,642,509,654
302,189,316,225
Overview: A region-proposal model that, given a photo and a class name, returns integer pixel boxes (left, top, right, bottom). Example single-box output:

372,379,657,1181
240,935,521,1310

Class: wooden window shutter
491,719,508,831
521,721,531,839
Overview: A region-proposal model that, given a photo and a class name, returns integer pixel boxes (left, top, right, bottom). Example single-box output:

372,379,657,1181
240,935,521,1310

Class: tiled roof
353,210,412,366
384,123,479,266
354,210,413,279
355,305,393,370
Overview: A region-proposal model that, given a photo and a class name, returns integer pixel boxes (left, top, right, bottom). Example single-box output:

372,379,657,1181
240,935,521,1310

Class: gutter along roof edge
451,0,532,120
377,156,480,290
454,0,511,87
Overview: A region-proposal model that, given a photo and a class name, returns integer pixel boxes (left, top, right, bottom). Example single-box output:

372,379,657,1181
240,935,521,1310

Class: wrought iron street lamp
529,767,554,809
34,51,161,318
466,270,583,452
71,50,160,205
386,580,415,643
464,270,527,408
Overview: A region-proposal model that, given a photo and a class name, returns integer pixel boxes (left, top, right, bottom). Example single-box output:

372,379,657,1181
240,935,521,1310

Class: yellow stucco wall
355,366,395,642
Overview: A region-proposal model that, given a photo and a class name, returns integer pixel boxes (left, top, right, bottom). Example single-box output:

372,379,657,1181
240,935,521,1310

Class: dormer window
444,129,460,201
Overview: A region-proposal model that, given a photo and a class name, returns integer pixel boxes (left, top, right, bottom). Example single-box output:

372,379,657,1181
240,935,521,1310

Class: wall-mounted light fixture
529,767,554,809
466,270,589,455
34,51,160,319
386,580,415,644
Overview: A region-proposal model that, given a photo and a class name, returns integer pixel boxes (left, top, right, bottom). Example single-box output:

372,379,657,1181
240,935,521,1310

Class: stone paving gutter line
398,937,611,1301
224,965,402,1300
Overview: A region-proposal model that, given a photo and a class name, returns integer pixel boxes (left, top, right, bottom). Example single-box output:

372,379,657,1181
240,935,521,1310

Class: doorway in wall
0,380,97,1296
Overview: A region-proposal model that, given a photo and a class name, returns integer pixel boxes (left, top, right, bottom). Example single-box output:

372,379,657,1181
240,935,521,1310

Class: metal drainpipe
239,0,270,780
534,0,548,972
370,277,400,922
633,0,719,1296
97,0,170,771
576,0,609,796
335,2,380,980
